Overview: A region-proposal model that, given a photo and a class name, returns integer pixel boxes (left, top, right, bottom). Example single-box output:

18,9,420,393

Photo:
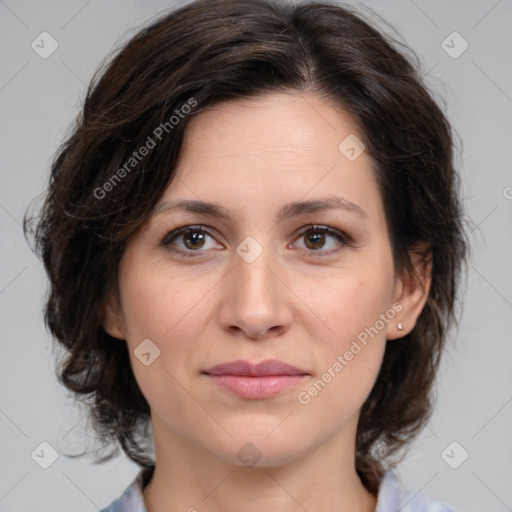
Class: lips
202,359,308,377
201,359,309,399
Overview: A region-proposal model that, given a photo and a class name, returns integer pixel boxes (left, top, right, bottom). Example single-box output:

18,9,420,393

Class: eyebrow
151,195,368,221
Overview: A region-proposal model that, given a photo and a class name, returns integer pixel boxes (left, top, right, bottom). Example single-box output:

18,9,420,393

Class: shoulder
376,471,460,512
99,467,153,512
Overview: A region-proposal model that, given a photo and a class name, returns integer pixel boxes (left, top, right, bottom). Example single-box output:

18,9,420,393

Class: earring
397,322,404,330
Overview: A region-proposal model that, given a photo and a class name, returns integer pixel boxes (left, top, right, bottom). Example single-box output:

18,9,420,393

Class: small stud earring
397,322,404,330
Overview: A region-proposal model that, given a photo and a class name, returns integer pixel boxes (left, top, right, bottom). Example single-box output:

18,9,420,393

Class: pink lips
202,359,309,399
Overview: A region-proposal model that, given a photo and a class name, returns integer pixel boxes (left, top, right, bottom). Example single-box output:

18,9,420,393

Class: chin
200,426,313,469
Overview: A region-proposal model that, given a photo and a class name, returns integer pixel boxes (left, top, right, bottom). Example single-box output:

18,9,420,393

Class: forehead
179,92,362,167
161,92,381,221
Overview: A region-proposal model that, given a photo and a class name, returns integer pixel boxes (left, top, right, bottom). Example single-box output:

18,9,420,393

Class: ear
100,288,127,340
387,243,432,340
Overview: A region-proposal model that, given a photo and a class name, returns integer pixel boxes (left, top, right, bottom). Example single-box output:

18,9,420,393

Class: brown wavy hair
24,0,468,494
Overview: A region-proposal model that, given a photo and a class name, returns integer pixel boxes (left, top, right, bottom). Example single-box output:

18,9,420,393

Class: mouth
201,359,309,399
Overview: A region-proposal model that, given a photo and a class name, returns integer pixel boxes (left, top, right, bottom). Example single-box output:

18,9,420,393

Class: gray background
1,0,511,510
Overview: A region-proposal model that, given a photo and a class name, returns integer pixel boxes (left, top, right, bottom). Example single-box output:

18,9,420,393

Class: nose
218,241,293,340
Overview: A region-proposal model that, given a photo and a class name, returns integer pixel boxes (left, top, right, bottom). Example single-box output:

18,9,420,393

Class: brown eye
304,231,327,250
293,225,349,256
182,231,207,250
161,225,222,256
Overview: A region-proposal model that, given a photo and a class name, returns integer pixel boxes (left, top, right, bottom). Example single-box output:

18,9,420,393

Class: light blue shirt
100,467,459,511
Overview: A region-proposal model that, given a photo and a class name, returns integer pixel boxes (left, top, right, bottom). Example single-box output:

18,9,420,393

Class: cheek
293,256,394,406
119,257,214,342
115,263,200,392
296,284,389,422
295,257,395,343
118,265,214,426
296,349,384,440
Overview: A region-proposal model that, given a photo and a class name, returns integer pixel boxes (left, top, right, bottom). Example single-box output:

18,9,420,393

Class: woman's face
106,92,414,467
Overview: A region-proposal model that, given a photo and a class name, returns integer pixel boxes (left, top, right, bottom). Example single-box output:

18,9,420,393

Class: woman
25,0,467,510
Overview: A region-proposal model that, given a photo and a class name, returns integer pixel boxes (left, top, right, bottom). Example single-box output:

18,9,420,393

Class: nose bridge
236,243,276,301
221,236,291,338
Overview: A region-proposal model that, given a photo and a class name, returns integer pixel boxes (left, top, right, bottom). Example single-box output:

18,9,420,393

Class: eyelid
293,224,352,244
290,224,353,257
160,224,218,247
160,225,224,260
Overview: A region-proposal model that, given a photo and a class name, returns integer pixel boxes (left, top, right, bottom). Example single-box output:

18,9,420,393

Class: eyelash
160,224,353,259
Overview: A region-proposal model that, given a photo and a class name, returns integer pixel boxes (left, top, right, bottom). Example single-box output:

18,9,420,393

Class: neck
143,417,378,512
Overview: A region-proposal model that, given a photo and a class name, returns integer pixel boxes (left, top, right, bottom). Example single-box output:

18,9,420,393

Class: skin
103,91,431,512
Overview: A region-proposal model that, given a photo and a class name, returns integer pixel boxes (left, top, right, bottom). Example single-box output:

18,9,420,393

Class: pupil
306,233,324,249
185,232,204,249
